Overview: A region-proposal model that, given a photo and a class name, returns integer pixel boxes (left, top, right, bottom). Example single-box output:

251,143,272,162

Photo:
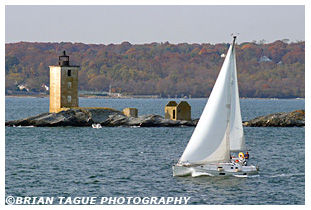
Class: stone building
165,101,191,121
49,51,79,113
123,108,138,117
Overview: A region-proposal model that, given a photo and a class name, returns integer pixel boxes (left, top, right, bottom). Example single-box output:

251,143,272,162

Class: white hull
92,124,102,129
172,162,258,177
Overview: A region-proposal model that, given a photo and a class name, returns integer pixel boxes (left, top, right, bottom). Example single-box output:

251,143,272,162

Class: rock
99,114,196,127
5,108,122,127
82,107,123,123
245,110,305,127
6,108,304,128
100,114,131,127
5,108,197,127
136,114,195,127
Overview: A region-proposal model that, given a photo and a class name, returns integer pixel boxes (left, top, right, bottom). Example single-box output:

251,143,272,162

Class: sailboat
92,123,102,129
173,36,258,177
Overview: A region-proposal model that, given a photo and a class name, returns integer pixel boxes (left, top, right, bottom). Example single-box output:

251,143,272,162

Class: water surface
5,98,305,204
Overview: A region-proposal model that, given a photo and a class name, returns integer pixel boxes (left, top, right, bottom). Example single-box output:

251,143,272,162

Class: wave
269,173,304,178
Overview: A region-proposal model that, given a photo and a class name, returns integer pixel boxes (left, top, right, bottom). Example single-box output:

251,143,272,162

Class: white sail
179,37,243,165
228,42,246,151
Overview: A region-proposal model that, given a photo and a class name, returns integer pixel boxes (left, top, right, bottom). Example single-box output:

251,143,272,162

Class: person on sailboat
245,152,249,159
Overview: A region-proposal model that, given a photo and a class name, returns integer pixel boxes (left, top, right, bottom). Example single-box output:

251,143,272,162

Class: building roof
177,101,191,108
165,101,178,106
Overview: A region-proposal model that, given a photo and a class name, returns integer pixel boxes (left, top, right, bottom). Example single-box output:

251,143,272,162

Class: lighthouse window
67,95,72,102
67,70,71,77
68,82,72,89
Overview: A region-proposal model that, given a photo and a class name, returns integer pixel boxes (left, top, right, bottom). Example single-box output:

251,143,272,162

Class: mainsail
179,37,245,165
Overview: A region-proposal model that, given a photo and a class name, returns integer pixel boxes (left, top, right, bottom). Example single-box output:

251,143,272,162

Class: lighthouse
49,51,79,113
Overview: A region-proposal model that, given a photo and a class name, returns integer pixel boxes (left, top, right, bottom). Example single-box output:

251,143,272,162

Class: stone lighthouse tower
49,51,79,113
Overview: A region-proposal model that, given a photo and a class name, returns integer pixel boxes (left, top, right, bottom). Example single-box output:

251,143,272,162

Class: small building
259,55,272,62
123,108,138,117
165,101,191,121
49,51,79,113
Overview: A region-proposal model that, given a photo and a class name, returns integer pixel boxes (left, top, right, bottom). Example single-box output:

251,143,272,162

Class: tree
88,75,111,91
5,40,305,98
5,56,20,74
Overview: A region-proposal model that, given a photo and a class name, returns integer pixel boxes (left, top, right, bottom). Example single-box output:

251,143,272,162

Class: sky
5,5,305,45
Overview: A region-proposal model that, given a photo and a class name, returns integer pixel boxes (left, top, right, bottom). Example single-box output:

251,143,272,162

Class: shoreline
5,95,305,100
5,108,305,128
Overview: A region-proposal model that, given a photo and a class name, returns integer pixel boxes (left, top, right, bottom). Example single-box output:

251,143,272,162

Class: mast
225,36,238,158
232,35,237,44
225,36,236,156
229,36,237,128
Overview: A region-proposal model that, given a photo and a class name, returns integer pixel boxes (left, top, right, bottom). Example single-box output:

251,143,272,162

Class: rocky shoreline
244,110,305,127
5,108,197,127
5,108,304,128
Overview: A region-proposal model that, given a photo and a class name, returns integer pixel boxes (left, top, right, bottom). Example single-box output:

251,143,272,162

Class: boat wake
191,171,260,178
191,171,214,177
233,174,260,178
269,173,304,178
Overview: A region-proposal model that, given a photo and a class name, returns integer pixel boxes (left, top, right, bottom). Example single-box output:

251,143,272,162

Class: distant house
259,55,272,62
165,101,191,121
17,84,29,92
42,83,49,91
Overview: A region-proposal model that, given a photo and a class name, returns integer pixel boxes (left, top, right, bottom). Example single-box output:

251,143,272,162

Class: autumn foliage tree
5,40,305,98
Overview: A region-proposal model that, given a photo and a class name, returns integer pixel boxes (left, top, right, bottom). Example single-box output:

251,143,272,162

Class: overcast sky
5,5,305,44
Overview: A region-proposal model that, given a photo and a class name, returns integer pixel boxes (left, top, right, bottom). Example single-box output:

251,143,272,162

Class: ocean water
5,97,305,205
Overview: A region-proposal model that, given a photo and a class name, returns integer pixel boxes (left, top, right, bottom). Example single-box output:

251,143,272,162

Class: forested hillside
5,40,305,98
